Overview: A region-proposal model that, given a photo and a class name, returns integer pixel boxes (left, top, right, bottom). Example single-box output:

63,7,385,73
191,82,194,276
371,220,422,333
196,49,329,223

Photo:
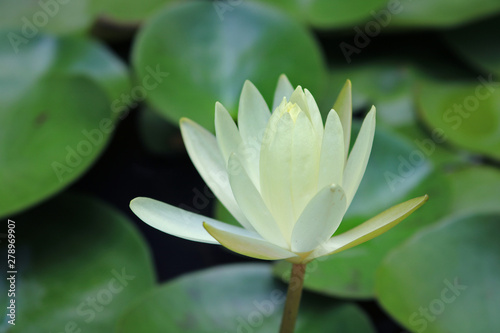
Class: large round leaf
0,33,130,218
132,1,326,131
90,0,173,23
417,79,500,160
0,193,155,333
0,0,93,37
448,166,500,216
376,213,500,333
346,124,432,218
390,0,500,27
328,61,418,127
444,17,500,77
252,0,387,29
116,264,375,333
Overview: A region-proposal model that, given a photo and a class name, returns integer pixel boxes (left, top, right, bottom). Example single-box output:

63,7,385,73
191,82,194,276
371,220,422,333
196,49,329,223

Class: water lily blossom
130,75,428,264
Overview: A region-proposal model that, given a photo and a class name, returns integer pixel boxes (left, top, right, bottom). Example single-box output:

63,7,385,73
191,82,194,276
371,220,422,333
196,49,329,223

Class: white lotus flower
130,75,427,263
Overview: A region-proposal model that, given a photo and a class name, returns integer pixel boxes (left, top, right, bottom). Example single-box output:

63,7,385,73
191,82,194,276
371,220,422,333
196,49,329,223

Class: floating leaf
252,0,387,29
328,61,418,127
0,33,130,218
132,1,326,131
376,213,500,333
117,264,375,333
391,0,500,27
417,79,500,160
0,193,155,332
448,166,500,216
0,0,93,37
90,0,173,23
444,16,500,77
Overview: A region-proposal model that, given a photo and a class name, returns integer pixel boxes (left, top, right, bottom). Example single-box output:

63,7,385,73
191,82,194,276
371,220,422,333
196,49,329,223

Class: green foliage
132,1,326,131
0,193,155,333
2,1,500,332
116,264,375,333
376,213,500,333
0,33,129,218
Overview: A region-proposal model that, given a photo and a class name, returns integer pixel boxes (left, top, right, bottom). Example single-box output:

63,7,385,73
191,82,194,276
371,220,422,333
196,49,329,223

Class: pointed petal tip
214,102,227,116
180,117,198,129
242,79,255,89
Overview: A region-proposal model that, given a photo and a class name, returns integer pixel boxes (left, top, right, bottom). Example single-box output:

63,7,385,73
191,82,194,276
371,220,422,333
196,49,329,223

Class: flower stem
279,263,307,333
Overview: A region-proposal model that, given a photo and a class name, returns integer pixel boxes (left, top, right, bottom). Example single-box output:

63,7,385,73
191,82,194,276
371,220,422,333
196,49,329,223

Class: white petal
304,88,324,138
228,154,288,247
214,102,242,165
333,80,352,161
204,222,298,260
342,107,376,208
260,112,295,240
291,184,347,253
237,80,270,185
238,80,270,145
317,109,344,191
289,86,308,115
309,195,429,259
180,118,252,230
130,197,223,244
272,74,294,111
289,111,321,219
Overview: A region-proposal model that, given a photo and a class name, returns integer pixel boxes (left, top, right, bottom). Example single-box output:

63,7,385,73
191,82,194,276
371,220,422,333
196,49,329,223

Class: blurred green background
1,0,499,332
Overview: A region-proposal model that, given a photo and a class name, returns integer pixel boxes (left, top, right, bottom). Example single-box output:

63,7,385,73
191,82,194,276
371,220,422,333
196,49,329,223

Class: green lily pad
0,193,155,333
375,213,500,333
132,1,326,131
252,0,387,29
90,0,173,23
0,33,130,218
0,0,93,38
347,123,432,219
448,166,500,216
417,79,500,160
328,62,418,127
116,263,375,333
444,17,500,77
390,0,500,27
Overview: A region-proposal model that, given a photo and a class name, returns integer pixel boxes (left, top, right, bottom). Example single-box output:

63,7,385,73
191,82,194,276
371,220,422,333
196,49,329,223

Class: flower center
283,102,301,122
